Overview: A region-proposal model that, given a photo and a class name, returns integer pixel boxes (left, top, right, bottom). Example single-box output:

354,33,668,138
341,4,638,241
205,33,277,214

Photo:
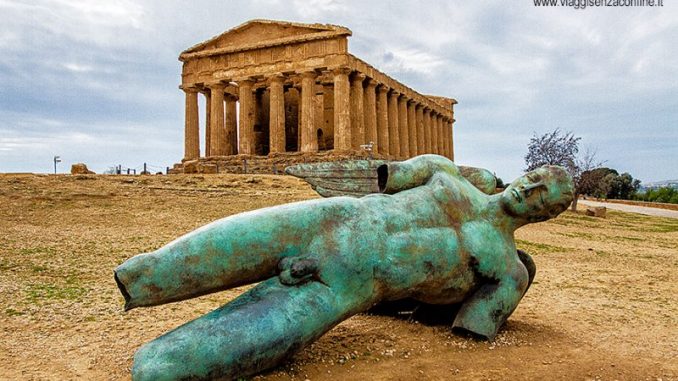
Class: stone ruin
171,19,457,174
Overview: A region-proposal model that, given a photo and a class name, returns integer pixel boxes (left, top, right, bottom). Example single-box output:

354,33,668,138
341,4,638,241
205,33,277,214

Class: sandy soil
0,173,676,381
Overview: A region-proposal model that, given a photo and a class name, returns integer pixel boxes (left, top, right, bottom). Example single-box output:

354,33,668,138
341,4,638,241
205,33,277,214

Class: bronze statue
114,154,573,380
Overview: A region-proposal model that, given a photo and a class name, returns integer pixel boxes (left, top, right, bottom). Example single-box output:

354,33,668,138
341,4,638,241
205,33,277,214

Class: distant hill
640,179,678,191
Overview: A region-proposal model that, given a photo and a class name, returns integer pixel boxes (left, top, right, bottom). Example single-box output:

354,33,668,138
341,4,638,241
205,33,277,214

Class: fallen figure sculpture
114,154,574,381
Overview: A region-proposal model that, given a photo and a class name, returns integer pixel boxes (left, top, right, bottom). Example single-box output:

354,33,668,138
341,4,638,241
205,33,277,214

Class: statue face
501,166,574,222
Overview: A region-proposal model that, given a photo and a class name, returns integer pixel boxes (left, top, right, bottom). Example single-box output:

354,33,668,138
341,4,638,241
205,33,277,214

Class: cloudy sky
1,0,676,182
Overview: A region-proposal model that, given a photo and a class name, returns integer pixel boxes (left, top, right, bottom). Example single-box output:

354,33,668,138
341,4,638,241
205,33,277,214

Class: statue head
501,165,574,223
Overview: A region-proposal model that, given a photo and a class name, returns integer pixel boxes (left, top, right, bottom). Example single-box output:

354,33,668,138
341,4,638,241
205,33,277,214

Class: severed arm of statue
286,154,497,197
377,154,460,193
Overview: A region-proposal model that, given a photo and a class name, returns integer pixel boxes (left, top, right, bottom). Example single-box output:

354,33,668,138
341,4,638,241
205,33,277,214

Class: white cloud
0,0,145,47
0,0,676,181
62,63,95,73
292,0,346,18
375,47,445,76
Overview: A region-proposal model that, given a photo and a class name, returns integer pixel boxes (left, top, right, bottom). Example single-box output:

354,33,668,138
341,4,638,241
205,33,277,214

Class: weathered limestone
407,100,417,156
268,74,286,153
441,117,449,158
387,90,400,158
585,206,606,218
423,107,432,154
376,85,389,155
333,67,351,151
71,163,95,175
238,79,255,155
447,119,454,161
183,88,200,160
254,89,268,155
176,20,457,171
208,83,226,156
350,73,365,149
314,87,324,149
364,79,378,148
431,112,439,155
204,91,211,157
398,95,409,159
416,104,424,155
433,113,440,155
225,95,237,155
300,71,318,152
437,115,445,156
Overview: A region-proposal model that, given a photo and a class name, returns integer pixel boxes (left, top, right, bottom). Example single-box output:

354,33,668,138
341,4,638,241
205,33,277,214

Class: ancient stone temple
173,19,457,174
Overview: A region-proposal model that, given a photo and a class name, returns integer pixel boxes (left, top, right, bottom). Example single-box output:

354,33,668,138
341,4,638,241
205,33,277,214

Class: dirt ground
0,173,676,381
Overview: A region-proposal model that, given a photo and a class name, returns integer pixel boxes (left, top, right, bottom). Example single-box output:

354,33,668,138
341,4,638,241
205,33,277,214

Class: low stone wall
170,151,392,175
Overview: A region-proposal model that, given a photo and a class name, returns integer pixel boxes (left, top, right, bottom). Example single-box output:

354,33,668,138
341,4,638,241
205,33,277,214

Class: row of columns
183,67,454,161
364,82,454,159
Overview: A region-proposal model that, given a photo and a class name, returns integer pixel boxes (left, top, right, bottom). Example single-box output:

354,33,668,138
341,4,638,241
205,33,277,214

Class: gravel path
579,199,678,219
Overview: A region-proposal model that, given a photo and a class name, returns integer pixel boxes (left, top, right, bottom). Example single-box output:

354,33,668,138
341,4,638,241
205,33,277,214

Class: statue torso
354,171,517,304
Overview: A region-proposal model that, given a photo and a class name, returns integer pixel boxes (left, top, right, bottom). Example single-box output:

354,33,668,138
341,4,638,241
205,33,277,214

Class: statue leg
115,198,354,310
131,277,372,381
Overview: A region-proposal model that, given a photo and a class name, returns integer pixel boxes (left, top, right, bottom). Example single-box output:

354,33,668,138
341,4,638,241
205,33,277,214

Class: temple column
333,67,351,151
398,95,409,158
433,112,441,155
314,86,324,150
437,115,445,156
423,107,432,153
204,91,211,157
416,104,424,154
237,79,255,155
225,95,237,155
407,100,417,156
442,117,450,159
350,72,366,149
268,73,286,154
434,114,441,155
183,87,200,160
439,116,446,157
431,111,438,154
449,119,455,161
364,79,378,149
208,83,226,156
387,90,400,158
376,85,389,155
300,71,318,152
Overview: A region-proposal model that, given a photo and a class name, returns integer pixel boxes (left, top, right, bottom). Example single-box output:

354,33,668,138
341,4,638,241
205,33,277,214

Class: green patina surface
115,154,574,381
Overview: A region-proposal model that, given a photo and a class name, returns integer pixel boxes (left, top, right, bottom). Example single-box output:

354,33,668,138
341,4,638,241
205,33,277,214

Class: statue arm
452,260,529,340
457,166,498,195
377,154,460,194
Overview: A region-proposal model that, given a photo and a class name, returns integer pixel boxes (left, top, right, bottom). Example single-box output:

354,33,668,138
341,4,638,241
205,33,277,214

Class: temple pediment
180,19,351,59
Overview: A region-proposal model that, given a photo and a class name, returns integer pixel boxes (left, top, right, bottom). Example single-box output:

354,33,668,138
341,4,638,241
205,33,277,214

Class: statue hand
278,256,320,286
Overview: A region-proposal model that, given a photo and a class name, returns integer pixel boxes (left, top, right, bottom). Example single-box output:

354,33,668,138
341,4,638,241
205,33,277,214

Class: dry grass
0,173,676,380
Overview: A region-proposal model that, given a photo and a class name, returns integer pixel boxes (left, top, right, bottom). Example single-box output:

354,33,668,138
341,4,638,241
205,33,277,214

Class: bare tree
571,148,605,211
524,129,580,174
524,129,603,211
